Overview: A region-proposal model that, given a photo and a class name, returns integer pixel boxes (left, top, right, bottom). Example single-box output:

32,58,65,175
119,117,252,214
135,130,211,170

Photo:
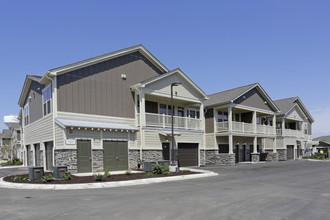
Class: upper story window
187,109,200,119
43,85,52,116
24,105,29,126
160,104,166,114
304,123,308,134
177,107,184,117
218,111,228,122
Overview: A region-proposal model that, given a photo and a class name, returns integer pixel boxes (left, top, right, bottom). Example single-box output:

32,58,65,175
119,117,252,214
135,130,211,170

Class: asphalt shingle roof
204,83,258,107
274,97,297,115
313,136,330,145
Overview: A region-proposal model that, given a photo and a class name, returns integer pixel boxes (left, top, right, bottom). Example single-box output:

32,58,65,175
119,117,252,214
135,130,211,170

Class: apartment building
18,45,207,173
17,45,314,172
268,97,314,160
203,83,280,165
2,115,22,160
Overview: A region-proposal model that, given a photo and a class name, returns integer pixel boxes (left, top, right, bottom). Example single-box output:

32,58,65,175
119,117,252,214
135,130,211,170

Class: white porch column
273,137,277,153
200,102,205,131
253,136,258,153
229,135,233,154
273,115,276,135
140,91,146,127
253,111,257,134
282,118,285,136
228,106,233,132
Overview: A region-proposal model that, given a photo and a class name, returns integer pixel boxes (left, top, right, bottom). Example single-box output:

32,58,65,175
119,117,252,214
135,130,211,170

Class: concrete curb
306,159,330,162
0,168,218,190
0,165,24,169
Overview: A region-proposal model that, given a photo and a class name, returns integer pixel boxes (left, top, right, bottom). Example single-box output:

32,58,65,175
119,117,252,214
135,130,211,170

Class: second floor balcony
138,113,201,130
217,121,275,135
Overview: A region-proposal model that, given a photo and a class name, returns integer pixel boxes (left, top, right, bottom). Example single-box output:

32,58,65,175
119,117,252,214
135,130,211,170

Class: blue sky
0,1,329,137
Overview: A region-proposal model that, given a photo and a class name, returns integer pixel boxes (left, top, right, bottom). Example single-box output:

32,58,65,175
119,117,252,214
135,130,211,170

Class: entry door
45,141,54,171
249,145,254,162
235,145,239,163
287,145,294,160
26,145,31,166
162,143,170,160
77,140,92,173
103,141,128,171
34,144,41,166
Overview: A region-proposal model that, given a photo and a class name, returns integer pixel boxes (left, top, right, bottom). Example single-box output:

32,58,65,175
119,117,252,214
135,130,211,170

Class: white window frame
24,104,29,126
42,85,52,116
187,108,200,119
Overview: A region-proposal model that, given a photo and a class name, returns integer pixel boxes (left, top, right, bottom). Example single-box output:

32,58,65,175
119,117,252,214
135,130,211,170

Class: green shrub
181,169,191,173
41,174,54,183
104,169,111,177
152,164,164,174
144,173,154,178
125,170,131,175
163,171,173,176
63,173,72,181
93,173,104,181
13,176,21,181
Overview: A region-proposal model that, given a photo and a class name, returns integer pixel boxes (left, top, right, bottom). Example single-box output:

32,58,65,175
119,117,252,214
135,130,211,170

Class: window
177,107,184,117
218,111,228,122
24,105,29,126
43,85,52,116
304,123,308,134
219,144,229,153
235,114,240,122
187,109,200,119
160,104,166,114
167,105,173,115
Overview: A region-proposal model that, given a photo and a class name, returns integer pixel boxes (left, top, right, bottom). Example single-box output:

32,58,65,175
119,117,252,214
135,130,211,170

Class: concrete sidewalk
0,168,218,190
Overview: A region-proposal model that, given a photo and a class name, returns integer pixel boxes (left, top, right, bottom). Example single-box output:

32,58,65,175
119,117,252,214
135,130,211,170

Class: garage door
178,143,198,167
103,141,128,171
287,145,294,160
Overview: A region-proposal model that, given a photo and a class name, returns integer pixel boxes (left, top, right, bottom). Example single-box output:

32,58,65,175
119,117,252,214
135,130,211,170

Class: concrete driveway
0,160,329,220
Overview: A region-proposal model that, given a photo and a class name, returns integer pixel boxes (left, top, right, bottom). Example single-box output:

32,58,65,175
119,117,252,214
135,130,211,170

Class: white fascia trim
232,84,279,112
213,103,275,115
48,46,168,77
295,98,315,122
142,126,204,134
141,69,208,100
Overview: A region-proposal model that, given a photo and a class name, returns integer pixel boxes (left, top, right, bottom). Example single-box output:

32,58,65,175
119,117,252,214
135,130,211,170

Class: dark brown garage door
178,143,198,167
287,145,294,160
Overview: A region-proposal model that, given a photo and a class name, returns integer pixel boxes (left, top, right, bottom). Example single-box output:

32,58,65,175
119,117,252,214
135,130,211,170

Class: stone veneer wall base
54,150,77,173
251,153,260,163
264,150,279,162
203,150,235,165
277,149,287,161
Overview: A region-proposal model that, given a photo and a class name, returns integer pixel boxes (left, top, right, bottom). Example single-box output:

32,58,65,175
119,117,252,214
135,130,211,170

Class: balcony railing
137,113,201,130
276,128,306,138
216,121,274,135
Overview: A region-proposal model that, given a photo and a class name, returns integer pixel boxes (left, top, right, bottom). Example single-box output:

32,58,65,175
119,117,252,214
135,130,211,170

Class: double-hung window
43,85,52,116
24,105,29,126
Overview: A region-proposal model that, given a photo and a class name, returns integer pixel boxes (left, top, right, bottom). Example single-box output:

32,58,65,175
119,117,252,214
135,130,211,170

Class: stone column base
251,153,260,163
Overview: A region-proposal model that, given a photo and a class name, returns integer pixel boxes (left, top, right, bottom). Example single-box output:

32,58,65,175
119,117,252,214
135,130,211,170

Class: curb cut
0,168,218,190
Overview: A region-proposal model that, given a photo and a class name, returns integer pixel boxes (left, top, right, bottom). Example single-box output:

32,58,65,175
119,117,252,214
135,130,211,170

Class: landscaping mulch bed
3,171,199,184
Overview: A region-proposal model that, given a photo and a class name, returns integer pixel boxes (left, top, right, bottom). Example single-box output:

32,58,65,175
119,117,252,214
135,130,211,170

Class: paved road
0,160,329,220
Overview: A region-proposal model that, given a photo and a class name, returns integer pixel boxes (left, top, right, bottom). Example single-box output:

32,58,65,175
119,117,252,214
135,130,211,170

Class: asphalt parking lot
0,160,329,220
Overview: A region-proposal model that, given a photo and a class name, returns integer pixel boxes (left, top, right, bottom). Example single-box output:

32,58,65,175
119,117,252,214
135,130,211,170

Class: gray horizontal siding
24,114,53,145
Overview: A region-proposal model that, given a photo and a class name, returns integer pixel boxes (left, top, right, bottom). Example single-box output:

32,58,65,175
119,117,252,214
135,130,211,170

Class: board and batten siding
24,81,45,124
234,88,274,112
24,114,53,145
205,108,214,133
57,52,164,119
